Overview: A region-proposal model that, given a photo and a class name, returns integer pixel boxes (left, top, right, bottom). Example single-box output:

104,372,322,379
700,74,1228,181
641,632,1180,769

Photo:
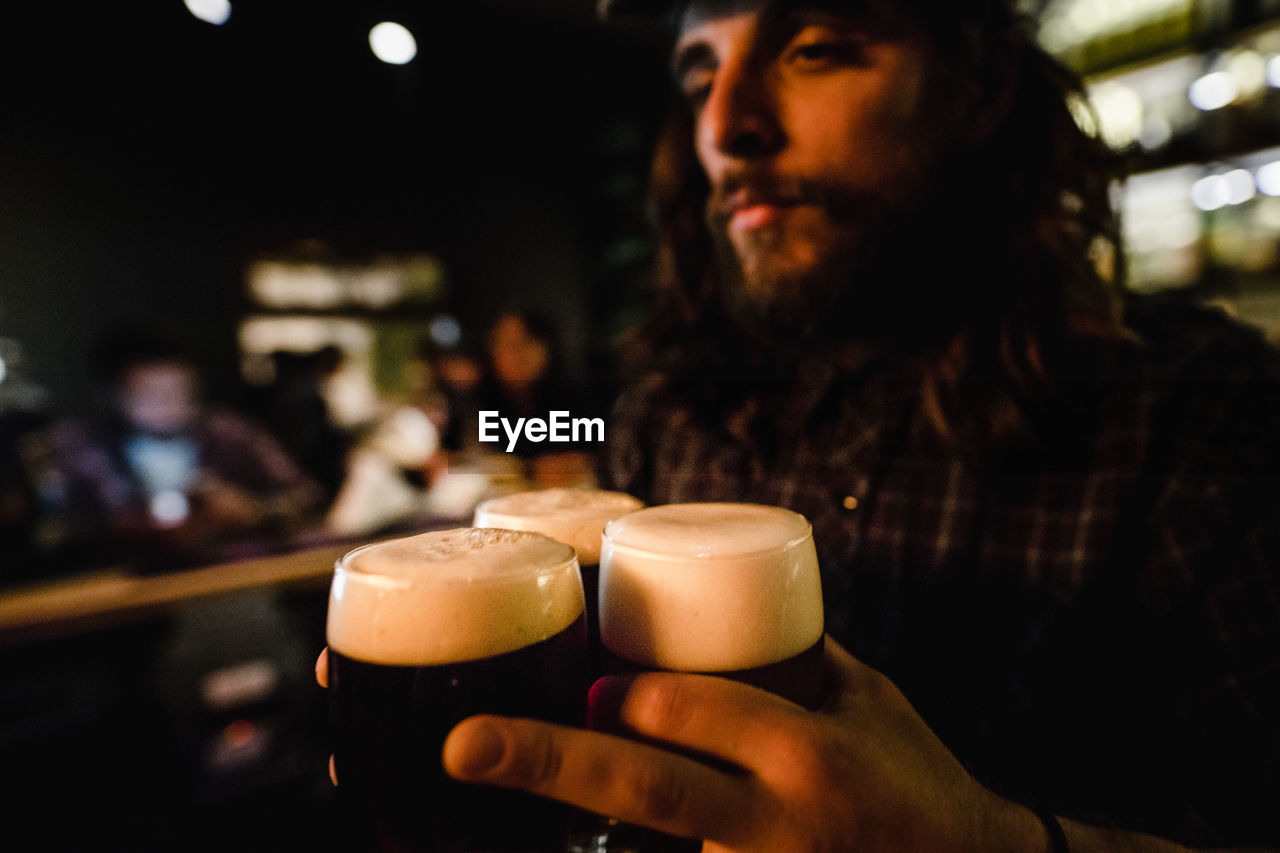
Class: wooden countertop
0,542,352,645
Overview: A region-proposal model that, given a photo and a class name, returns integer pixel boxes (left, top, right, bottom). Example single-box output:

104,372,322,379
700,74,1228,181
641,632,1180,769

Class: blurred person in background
404,337,453,438
323,311,602,537
430,1,1280,851
322,335,492,536
323,395,448,537
38,325,324,571
434,341,487,457
474,308,599,488
259,345,351,502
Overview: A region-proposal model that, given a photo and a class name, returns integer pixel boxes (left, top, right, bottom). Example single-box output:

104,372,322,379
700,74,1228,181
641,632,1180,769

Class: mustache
706,171,870,223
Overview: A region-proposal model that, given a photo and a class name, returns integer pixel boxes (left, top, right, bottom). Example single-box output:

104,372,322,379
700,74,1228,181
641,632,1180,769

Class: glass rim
333,528,580,583
601,504,814,562
473,489,644,522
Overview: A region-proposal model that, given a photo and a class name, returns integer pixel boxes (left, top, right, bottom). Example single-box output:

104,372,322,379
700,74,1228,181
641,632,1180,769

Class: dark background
0,0,672,413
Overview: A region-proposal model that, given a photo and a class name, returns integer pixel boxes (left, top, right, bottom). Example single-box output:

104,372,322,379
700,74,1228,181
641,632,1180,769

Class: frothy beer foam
600,503,823,672
327,528,583,666
474,489,644,564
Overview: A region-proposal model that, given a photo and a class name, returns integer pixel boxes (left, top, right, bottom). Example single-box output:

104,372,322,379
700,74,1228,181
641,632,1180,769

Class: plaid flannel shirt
605,297,1280,847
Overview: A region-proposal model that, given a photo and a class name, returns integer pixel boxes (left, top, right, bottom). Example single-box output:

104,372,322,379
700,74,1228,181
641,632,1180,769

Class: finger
590,671,810,772
315,647,329,688
329,754,338,786
443,715,771,847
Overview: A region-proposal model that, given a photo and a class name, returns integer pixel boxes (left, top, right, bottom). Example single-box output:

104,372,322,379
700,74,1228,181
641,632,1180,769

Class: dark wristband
1032,806,1070,853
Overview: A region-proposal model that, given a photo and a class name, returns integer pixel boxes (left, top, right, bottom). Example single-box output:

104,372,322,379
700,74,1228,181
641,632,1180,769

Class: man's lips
732,203,788,230
723,191,801,230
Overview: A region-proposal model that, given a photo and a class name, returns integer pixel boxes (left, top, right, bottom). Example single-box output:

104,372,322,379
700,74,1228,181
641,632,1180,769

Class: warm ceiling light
184,0,231,26
369,21,417,65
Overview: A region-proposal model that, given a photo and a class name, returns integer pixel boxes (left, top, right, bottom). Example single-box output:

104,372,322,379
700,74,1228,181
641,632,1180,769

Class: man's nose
699,61,783,161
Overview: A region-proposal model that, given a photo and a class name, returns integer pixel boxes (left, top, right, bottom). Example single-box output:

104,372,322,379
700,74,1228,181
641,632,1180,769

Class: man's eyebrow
788,0,876,18
670,39,716,83
785,2,894,35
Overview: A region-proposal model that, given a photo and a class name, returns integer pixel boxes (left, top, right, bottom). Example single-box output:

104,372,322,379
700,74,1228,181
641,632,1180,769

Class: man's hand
315,648,339,786
439,638,1045,853
315,641,1216,852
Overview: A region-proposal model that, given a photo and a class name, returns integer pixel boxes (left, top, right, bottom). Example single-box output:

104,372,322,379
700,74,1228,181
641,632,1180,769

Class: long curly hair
626,0,1133,447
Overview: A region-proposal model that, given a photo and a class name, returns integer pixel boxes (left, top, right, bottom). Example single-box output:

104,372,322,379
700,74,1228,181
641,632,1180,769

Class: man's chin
722,245,859,332
722,271,840,341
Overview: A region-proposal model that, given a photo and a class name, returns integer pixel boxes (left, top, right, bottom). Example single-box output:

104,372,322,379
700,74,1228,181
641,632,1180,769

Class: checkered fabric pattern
605,296,1280,846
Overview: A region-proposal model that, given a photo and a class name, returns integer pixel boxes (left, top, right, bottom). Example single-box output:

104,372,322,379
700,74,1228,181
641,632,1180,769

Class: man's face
674,0,946,331
489,315,550,386
118,362,199,435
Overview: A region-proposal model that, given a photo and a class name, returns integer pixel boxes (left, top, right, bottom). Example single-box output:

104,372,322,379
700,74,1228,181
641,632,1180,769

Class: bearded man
373,1,1280,849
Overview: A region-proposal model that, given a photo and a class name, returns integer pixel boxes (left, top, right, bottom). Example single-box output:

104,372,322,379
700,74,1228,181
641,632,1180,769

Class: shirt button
842,495,859,511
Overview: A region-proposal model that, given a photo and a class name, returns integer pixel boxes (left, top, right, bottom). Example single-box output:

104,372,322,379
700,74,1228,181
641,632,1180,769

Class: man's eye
787,39,864,68
680,72,714,106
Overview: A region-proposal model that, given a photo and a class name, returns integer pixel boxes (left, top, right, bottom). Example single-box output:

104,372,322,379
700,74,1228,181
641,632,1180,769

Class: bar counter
0,542,352,645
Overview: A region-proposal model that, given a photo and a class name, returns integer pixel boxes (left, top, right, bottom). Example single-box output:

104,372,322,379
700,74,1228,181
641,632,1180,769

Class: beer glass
595,502,825,850
326,527,588,852
473,488,644,677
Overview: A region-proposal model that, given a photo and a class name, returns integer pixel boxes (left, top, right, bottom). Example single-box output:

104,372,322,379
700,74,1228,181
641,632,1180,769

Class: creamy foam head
474,489,644,564
326,528,583,666
599,503,823,672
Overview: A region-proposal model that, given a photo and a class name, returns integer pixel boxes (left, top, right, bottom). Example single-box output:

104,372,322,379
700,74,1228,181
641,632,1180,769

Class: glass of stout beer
326,527,588,853
473,488,644,678
595,502,826,851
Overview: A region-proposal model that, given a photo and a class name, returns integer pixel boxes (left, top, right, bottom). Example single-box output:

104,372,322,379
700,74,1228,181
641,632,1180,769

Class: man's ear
962,27,1023,146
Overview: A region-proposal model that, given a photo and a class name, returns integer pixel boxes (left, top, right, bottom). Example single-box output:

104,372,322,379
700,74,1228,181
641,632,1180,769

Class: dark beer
596,503,825,851
600,634,826,711
473,488,644,679
327,528,587,853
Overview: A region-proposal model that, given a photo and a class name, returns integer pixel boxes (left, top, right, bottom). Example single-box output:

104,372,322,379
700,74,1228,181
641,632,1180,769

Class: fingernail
587,677,611,730
443,719,505,779
588,675,631,732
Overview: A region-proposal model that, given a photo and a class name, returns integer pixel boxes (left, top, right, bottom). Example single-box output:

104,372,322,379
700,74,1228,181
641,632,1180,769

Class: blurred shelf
1050,1,1280,334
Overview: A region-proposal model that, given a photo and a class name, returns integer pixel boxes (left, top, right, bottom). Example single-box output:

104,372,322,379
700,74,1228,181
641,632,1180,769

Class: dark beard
705,166,952,347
